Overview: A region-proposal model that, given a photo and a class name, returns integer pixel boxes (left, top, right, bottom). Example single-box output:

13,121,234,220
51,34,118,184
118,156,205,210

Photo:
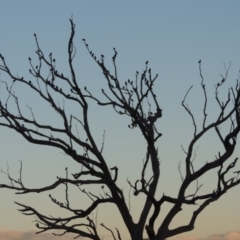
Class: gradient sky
1,1,240,240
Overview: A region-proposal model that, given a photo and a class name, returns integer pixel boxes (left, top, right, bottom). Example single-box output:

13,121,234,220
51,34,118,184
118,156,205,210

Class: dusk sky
1,1,240,240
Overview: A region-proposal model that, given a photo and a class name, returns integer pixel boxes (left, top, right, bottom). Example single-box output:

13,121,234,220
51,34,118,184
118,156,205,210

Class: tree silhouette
0,19,240,240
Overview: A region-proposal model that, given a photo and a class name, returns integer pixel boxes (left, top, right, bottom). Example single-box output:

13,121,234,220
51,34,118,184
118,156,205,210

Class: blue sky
0,1,240,240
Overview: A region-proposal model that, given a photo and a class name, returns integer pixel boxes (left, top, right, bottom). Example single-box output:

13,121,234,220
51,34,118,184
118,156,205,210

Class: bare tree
0,19,240,240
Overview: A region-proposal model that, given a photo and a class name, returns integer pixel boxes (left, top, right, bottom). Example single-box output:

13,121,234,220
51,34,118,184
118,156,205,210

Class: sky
0,1,240,240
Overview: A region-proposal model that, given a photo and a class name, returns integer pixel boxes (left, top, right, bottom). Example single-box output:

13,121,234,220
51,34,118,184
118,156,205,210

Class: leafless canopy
0,19,240,240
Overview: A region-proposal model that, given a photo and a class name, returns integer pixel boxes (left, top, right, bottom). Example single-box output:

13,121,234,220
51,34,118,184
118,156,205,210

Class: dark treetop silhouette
0,19,240,240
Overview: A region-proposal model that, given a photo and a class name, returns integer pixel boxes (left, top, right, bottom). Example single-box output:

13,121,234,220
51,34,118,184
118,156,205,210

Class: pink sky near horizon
1,229,240,240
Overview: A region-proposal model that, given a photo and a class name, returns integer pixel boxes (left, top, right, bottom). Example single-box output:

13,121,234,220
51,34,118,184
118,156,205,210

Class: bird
198,60,201,64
